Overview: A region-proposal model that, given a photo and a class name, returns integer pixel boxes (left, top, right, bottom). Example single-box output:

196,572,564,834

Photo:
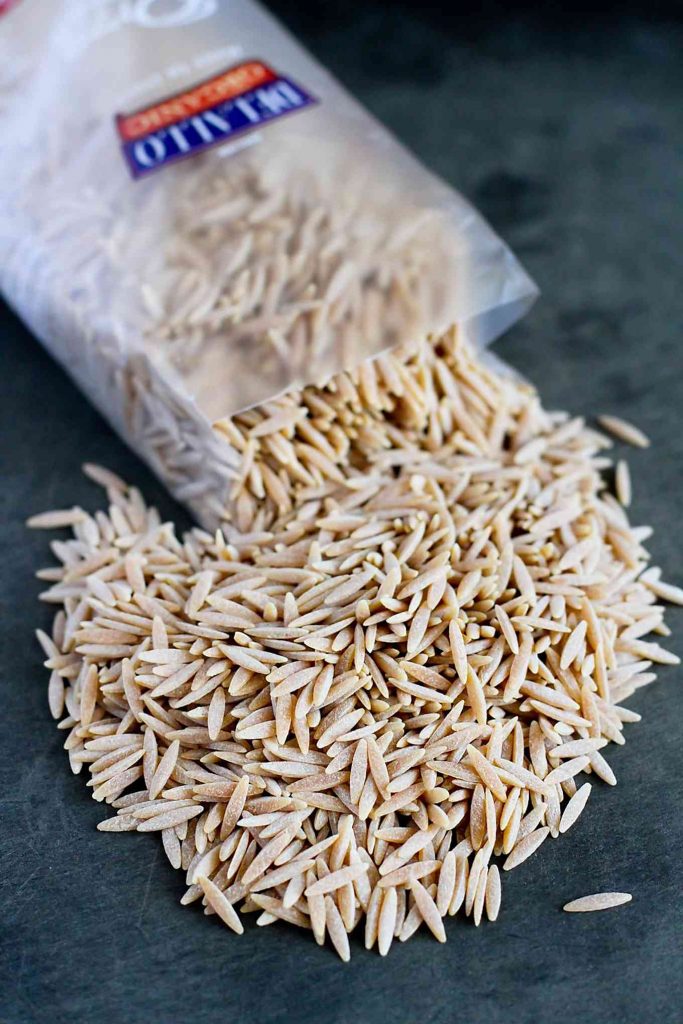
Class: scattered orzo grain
598,415,650,449
563,892,632,913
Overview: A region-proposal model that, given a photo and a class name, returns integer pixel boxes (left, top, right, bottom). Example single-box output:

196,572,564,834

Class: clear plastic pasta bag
0,0,537,527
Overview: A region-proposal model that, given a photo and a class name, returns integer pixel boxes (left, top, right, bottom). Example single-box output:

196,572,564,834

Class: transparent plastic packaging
0,0,537,526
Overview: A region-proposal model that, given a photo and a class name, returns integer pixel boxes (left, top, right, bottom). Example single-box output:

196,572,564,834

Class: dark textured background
1,3,682,1022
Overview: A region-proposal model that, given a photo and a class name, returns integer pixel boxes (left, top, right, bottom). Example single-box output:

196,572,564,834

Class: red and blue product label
115,60,316,178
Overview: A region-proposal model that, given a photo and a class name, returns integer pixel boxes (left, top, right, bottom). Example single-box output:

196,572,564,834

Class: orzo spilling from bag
0,0,535,527
4,0,680,960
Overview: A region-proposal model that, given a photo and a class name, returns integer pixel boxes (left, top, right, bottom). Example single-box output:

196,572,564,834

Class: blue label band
120,75,316,178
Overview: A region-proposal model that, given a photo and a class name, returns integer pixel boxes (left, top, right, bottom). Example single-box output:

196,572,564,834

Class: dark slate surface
1,4,682,1023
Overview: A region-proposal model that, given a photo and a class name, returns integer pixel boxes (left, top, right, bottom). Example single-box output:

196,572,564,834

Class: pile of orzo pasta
30,328,682,958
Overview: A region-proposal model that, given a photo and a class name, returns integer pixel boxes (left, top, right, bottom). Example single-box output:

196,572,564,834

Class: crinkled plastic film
0,0,537,527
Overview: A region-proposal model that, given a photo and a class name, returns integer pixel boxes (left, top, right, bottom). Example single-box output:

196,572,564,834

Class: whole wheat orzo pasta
29,328,681,958
3,0,677,964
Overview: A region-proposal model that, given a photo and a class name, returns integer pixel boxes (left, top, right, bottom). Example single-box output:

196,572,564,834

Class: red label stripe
116,60,277,142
